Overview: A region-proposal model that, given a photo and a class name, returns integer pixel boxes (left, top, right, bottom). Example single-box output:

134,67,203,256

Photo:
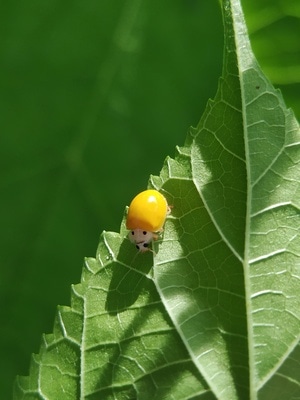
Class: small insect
126,189,169,252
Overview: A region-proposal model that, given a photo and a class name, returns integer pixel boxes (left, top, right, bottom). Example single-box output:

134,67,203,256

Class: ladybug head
128,229,154,252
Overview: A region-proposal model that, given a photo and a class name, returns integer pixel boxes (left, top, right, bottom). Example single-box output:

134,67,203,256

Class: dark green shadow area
105,240,154,314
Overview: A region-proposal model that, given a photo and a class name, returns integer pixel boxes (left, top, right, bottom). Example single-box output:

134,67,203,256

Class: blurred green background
0,0,299,398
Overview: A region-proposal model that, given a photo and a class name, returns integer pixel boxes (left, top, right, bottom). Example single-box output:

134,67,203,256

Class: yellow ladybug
126,189,169,252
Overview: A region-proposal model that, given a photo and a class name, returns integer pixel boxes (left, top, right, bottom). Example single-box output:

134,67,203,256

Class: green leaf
13,0,300,399
154,0,300,398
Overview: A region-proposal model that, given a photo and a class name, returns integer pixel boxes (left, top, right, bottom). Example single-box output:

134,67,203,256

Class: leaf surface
153,0,300,398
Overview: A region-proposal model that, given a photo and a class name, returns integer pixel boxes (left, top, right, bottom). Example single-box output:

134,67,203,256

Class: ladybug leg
152,233,159,241
167,205,172,215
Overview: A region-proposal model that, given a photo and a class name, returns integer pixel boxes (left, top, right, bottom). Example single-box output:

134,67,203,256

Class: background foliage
0,0,299,398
